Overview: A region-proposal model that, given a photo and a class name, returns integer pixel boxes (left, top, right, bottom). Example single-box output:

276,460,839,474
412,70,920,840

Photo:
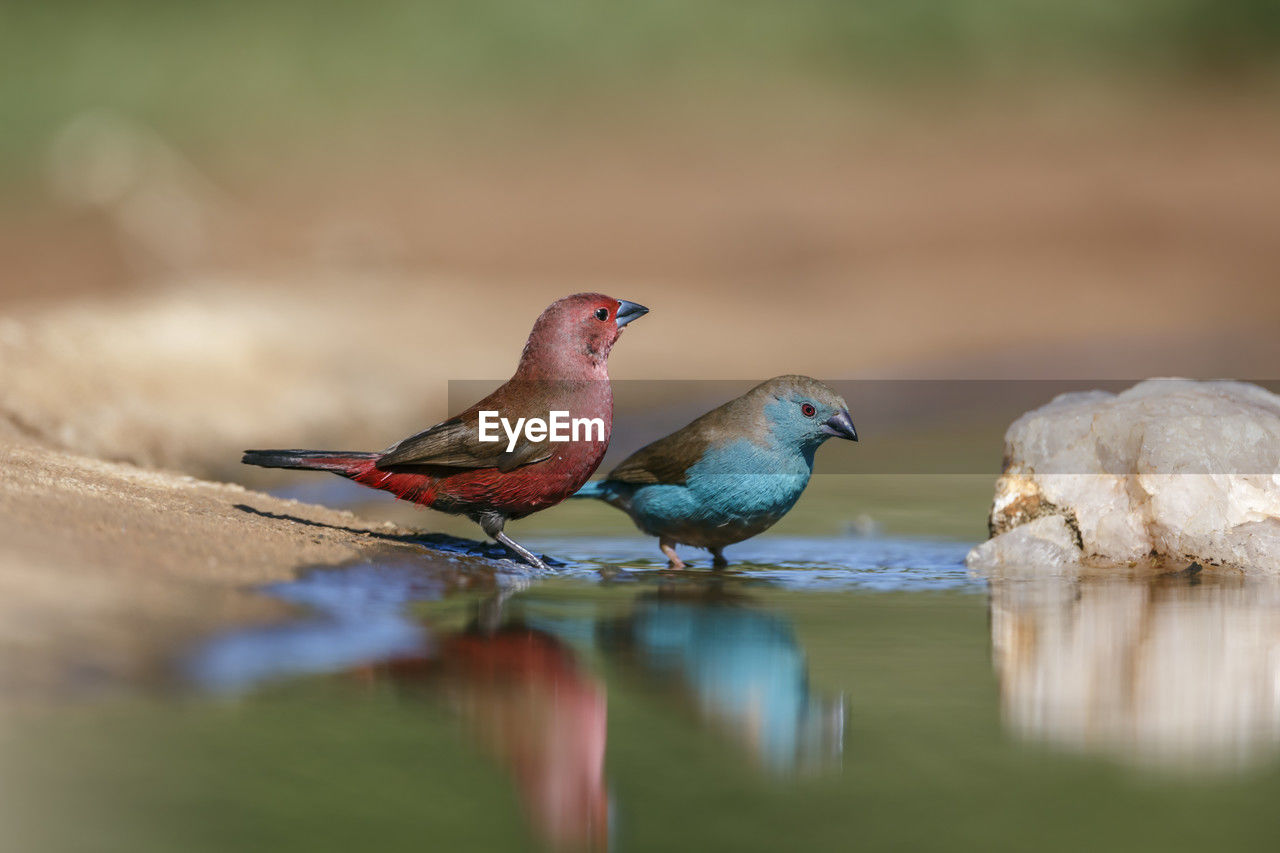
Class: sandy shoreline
0,435,497,701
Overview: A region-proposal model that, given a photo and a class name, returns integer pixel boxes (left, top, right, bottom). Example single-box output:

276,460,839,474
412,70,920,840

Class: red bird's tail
241,449,379,477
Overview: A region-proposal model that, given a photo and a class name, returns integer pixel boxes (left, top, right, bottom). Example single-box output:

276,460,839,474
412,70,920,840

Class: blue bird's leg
660,537,685,569
710,547,728,569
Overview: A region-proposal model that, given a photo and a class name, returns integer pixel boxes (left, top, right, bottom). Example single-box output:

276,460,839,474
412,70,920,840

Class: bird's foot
711,549,728,569
495,531,548,571
660,539,685,569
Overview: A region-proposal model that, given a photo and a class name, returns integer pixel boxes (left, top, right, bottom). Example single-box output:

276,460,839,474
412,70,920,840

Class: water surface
6,535,1280,853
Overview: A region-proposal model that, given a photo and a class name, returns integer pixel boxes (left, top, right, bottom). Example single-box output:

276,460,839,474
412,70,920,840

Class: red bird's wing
378,415,556,473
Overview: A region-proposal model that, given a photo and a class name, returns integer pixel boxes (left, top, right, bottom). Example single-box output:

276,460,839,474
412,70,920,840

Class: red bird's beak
615,300,649,327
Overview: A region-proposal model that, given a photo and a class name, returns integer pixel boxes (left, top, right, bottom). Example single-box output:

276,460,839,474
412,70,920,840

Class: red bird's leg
479,513,547,571
495,533,547,571
659,538,685,569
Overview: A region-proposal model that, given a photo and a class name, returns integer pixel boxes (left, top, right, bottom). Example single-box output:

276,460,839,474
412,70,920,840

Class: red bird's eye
594,307,610,321
801,403,817,418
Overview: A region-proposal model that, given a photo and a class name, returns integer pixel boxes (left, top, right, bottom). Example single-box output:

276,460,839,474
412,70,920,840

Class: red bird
243,293,648,568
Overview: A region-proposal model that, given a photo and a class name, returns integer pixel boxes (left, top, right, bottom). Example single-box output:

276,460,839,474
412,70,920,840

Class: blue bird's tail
571,479,636,514
571,480,611,500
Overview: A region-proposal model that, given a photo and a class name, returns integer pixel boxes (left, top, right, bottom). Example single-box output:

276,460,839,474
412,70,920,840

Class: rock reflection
367,604,610,852
599,582,844,774
988,568,1280,770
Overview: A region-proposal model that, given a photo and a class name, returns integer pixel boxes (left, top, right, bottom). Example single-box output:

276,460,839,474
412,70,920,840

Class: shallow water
186,534,975,693
7,535,1280,852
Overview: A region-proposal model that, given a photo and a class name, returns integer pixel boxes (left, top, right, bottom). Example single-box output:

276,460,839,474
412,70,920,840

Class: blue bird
573,375,857,567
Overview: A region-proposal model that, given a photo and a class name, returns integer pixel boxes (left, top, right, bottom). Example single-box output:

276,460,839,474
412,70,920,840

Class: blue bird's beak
615,300,649,327
821,410,858,441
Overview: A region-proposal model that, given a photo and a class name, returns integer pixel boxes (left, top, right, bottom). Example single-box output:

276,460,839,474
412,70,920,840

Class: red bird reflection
360,616,610,851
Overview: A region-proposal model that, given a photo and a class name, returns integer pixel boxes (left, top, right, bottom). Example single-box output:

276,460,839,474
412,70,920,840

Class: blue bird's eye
594,307,610,321
801,403,816,418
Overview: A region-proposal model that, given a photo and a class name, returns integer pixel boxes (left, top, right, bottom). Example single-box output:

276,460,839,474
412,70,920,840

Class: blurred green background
5,0,1280,180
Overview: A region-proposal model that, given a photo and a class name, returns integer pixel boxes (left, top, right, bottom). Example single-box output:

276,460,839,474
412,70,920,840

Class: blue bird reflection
592,585,844,774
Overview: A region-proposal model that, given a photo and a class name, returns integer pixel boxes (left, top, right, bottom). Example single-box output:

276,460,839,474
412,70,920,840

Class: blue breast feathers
624,438,813,547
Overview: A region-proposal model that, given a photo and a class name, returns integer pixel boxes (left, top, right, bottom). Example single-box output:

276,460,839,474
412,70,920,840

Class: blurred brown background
2,1,1279,484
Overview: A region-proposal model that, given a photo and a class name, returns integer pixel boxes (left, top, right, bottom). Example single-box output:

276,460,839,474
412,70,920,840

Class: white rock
966,515,1081,570
972,379,1280,572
